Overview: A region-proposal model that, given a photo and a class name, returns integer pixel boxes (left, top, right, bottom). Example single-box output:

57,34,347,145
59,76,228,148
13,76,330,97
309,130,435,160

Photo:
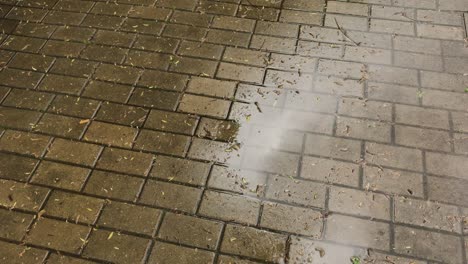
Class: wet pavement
0,0,468,263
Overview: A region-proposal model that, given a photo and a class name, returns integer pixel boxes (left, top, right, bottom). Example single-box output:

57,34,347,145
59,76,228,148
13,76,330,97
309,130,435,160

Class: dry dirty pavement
0,0,468,263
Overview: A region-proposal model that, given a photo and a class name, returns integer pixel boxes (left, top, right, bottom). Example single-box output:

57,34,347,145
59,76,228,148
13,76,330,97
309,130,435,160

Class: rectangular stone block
326,1,368,16
452,112,468,133
394,51,443,71
324,14,369,31
326,214,390,250
315,75,364,97
364,166,424,197
148,241,214,263
0,241,47,263
266,176,326,208
395,104,449,129
255,21,299,37
212,16,255,32
217,62,265,84
158,213,222,250
134,130,190,156
241,146,300,176
279,10,322,26
365,142,423,171
223,47,268,67
445,57,468,74
304,133,362,161
395,125,452,152
394,226,463,264
368,82,420,105
417,9,462,26
260,202,323,237
178,94,231,118
25,218,90,253
329,186,391,220
371,5,415,21
368,65,418,86
83,230,150,263
0,209,34,241
370,19,415,35
336,116,391,143
426,152,468,179
301,156,360,187
207,166,267,196
420,71,468,92
139,180,202,213
428,176,468,206
417,24,464,40
393,35,441,55
344,46,392,65
338,98,392,121
44,191,104,225
317,59,365,79
220,224,287,263
198,190,261,225
347,31,393,49
393,0,436,8
395,197,461,233
289,236,368,264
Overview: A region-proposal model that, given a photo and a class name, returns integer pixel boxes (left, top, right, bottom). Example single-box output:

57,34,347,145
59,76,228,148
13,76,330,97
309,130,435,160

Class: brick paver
0,0,467,263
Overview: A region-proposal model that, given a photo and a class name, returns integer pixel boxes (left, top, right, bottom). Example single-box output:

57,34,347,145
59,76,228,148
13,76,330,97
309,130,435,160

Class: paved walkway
0,0,468,263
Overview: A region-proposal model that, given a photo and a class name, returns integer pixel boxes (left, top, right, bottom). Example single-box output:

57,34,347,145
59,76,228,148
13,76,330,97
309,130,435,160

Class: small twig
243,0,255,6
254,102,263,113
463,13,468,46
394,12,416,21
242,0,261,18
334,18,360,46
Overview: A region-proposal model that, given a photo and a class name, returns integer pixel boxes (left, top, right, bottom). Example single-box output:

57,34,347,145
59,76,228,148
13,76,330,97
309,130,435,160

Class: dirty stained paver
0,0,468,263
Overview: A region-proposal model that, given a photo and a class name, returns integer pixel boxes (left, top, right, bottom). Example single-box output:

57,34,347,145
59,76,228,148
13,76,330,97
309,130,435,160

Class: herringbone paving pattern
0,0,467,263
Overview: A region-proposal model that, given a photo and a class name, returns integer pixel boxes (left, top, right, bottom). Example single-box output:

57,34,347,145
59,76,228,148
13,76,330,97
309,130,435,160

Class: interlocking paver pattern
0,0,467,263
